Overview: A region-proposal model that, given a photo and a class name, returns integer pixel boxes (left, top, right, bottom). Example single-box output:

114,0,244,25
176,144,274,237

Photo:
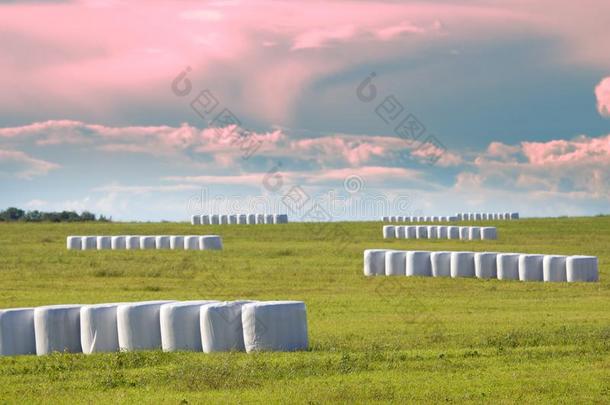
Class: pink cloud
521,135,610,165
595,77,610,117
0,149,60,179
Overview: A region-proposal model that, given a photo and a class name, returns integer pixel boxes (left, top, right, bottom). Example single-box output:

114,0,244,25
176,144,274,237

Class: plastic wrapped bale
388,216,395,222
200,235,223,250
382,216,389,222
111,236,126,250
468,227,481,240
510,212,519,220
504,212,511,220
497,253,520,280
518,254,544,281
140,236,156,250
363,249,387,276
437,226,448,239
498,213,506,220
201,215,210,225
566,256,598,282
80,304,120,354
543,255,567,282
456,213,463,221
397,216,404,222
247,214,257,224
427,226,438,239
211,214,220,225
96,236,111,250
416,226,428,239
256,214,265,224
200,301,254,353
0,308,36,356
265,214,274,224
160,301,219,352
117,301,174,351
431,252,451,277
154,236,170,249
272,214,282,224
448,226,460,239
34,305,82,355
475,252,497,279
277,214,288,224
394,226,406,239
385,250,406,276
383,225,395,239
418,216,425,222
67,236,81,250
422,216,430,222
220,215,229,225
184,235,200,250
405,217,412,223
409,216,416,222
82,236,97,250
126,236,140,250
449,216,459,222
406,251,431,277
170,236,184,250
450,252,475,278
405,226,417,239
474,213,481,220
242,301,308,353
432,216,439,222
440,216,448,222
481,213,488,220
191,215,201,225
481,227,497,240
459,227,469,240
229,215,238,224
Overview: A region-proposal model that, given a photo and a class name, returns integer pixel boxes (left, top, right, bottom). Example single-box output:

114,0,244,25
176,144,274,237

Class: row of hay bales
383,225,497,240
192,214,288,225
0,300,308,356
66,235,223,250
364,249,598,282
382,212,519,222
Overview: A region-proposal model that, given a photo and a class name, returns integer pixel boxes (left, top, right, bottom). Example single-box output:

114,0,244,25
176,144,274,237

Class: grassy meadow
0,217,609,403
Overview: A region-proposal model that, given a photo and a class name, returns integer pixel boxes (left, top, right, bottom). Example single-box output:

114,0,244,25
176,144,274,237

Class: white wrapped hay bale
510,212,519,220
256,214,265,224
97,237,111,250
437,226,448,239
82,236,97,250
481,213,488,220
155,236,170,249
184,235,200,250
423,216,431,222
272,214,284,224
405,217,412,223
200,235,223,250
111,236,126,250
383,225,395,239
405,226,417,239
416,226,428,239
279,214,290,224
385,250,406,276
504,212,511,220
497,253,520,280
382,216,389,222
418,216,425,222
475,213,482,220
0,308,36,356
170,236,184,250
160,301,218,352
117,301,174,351
406,251,431,277
431,252,451,277
459,227,469,240
566,256,598,282
140,236,156,250
518,254,544,281
397,216,404,222
481,227,497,240
220,215,229,225
201,215,210,225
247,214,257,224
34,305,82,355
242,301,308,353
80,304,120,354
469,227,481,240
191,215,201,225
389,216,397,222
211,214,220,225
265,214,274,224
395,226,406,239
450,252,475,278
229,215,238,224
364,249,387,276
200,301,254,353
475,252,497,279
432,216,439,222
448,226,460,239
449,215,458,222
543,255,567,282
427,226,438,239
456,213,463,220
440,216,448,222
126,235,140,250
67,236,81,250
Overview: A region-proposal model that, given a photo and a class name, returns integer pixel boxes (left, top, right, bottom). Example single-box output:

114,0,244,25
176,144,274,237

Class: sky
0,0,609,221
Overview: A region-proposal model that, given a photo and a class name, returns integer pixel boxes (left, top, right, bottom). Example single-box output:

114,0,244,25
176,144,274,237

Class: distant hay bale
543,255,567,282
382,225,395,239
406,251,432,277
111,236,126,250
155,236,171,249
200,235,223,250
481,227,497,240
126,236,140,250
184,235,200,250
475,252,497,279
201,215,210,225
450,251,475,278
431,251,451,277
67,236,81,250
566,256,598,282
385,250,406,276
169,236,185,250
363,249,387,276
191,215,201,225
416,226,428,239
497,253,520,280
468,227,481,240
518,254,544,281
140,236,156,250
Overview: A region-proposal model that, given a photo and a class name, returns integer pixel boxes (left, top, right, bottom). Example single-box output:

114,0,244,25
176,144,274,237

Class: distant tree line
0,207,111,222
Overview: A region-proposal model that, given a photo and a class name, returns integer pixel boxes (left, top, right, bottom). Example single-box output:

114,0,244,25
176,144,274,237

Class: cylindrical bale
405,217,412,223
256,214,265,224
160,301,218,352
468,227,481,240
389,216,396,222
481,227,497,240
242,301,308,353
229,215,238,224
543,255,567,282
201,215,210,225
200,235,223,250
111,236,126,250
449,216,458,222
431,252,451,277
382,225,395,239
437,226,448,239
416,226,428,239
423,216,431,222
459,227,469,240
82,236,97,250
211,214,220,225
418,216,425,222
474,213,482,220
504,212,511,220
406,251,432,277
140,236,156,250
518,254,544,281
0,308,36,356
155,236,170,249
278,214,289,224
125,236,140,250
440,216,448,222
363,249,387,276
510,212,519,220
475,252,497,279
394,226,406,239
34,305,82,355
481,213,488,220
220,215,229,225
265,214,274,224
238,214,247,224
67,236,81,250
566,256,598,282
382,216,389,222
448,226,460,239
117,301,174,351
247,214,257,224
405,226,417,239
432,216,439,222
450,252,475,278
184,235,200,250
97,236,111,250
456,213,463,220
191,215,201,225
427,226,438,239
170,236,184,250
497,253,520,280
385,250,406,276
201,301,255,353
498,213,506,220
397,216,404,222
80,304,120,354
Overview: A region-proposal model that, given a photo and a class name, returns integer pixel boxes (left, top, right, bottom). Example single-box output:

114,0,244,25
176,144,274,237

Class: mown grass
0,217,609,403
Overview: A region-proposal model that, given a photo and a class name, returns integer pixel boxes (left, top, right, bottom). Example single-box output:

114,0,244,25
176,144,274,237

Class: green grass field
0,217,609,403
